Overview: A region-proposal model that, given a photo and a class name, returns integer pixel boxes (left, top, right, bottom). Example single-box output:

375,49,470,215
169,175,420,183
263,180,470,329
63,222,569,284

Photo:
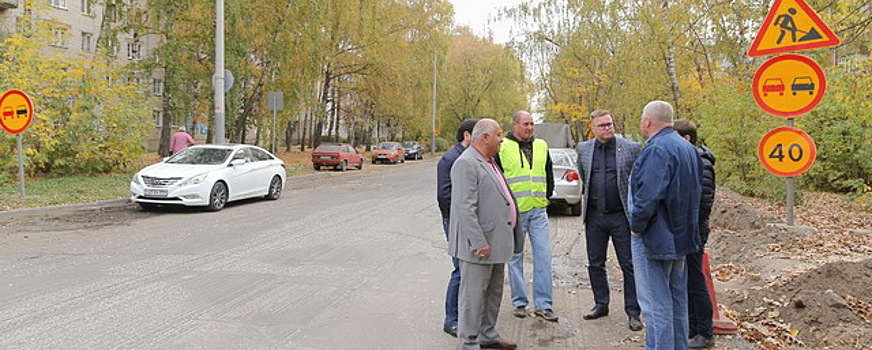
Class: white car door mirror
230,159,246,167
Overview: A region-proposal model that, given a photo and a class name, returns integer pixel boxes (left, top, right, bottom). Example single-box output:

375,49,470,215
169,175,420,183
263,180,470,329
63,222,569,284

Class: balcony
0,0,18,11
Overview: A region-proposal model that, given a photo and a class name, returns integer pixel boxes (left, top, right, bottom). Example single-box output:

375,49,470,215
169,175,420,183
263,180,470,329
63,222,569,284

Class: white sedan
130,144,286,211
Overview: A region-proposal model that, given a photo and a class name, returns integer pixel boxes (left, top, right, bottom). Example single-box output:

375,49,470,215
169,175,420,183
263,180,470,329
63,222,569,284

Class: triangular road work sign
747,0,840,57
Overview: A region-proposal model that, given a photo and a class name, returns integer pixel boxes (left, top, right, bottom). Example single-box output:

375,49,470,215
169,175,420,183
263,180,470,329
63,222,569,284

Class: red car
372,142,405,164
312,143,364,171
762,78,785,97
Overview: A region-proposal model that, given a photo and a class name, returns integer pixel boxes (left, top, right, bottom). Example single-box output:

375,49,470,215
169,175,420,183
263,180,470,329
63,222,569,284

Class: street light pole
213,0,226,144
430,52,437,154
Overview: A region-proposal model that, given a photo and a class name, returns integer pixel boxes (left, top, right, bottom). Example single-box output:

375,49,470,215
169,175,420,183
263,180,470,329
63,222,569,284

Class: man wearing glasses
576,110,643,331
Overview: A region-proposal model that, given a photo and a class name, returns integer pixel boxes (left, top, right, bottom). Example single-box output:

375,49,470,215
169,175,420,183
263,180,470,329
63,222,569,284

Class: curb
0,172,332,219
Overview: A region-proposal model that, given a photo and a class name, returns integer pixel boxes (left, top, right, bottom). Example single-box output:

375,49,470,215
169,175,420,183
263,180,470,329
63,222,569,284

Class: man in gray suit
450,119,523,350
576,110,643,331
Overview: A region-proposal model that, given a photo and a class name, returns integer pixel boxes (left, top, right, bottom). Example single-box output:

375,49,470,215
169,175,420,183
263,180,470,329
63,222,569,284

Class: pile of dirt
708,188,872,349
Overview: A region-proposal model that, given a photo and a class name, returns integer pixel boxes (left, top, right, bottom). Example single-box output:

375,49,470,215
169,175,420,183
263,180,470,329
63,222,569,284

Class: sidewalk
487,213,753,349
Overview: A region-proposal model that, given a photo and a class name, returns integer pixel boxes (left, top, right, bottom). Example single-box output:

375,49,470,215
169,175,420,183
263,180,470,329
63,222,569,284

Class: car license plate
319,156,332,159
144,189,168,197
377,155,386,158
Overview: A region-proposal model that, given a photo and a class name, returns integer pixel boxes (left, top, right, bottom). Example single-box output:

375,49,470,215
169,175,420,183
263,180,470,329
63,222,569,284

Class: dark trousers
443,218,460,327
687,251,713,338
584,211,640,317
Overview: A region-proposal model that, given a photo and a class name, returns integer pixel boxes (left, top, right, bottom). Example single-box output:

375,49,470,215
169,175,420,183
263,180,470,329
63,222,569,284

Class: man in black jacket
674,119,717,349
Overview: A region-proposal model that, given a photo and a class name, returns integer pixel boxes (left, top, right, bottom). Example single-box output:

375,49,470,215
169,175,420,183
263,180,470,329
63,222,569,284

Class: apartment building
0,0,166,149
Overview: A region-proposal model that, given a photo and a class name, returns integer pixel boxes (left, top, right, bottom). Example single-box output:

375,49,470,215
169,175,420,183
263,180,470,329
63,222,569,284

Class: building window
108,40,119,57
81,32,93,52
80,0,91,15
50,26,69,48
152,79,163,96
106,4,117,22
50,0,68,9
127,42,141,60
152,110,163,127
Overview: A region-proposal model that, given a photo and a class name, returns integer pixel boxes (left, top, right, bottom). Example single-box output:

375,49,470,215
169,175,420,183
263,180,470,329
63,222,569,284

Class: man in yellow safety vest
494,110,558,322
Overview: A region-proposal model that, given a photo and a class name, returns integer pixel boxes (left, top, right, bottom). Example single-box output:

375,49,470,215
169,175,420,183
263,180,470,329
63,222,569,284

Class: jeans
632,235,689,350
507,207,553,310
687,250,713,338
443,218,461,327
585,211,640,317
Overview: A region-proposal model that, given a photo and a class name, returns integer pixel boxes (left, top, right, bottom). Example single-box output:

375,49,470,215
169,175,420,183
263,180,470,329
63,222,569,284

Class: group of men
436,101,717,350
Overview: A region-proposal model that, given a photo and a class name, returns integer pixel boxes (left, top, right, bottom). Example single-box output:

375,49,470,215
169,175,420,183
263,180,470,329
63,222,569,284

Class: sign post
748,0,839,225
0,90,35,197
267,92,284,153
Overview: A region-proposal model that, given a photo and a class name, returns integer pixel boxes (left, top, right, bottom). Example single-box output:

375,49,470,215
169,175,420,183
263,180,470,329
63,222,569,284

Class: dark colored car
372,142,405,164
791,77,815,95
312,143,364,171
403,141,424,160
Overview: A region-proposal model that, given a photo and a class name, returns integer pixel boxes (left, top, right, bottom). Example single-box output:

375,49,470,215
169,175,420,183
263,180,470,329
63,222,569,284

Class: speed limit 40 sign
758,126,817,177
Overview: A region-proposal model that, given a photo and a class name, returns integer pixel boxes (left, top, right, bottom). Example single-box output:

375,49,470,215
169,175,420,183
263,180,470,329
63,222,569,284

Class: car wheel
206,181,228,211
138,203,158,211
400,157,405,163
372,160,376,164
417,153,422,160
339,160,347,172
571,202,582,216
357,160,363,170
265,176,283,200
314,164,321,171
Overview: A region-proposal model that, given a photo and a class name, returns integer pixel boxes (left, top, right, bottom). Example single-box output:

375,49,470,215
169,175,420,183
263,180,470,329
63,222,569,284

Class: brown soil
708,188,872,350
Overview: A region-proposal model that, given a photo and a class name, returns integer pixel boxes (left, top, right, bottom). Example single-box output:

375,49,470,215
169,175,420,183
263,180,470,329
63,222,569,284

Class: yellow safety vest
499,138,549,212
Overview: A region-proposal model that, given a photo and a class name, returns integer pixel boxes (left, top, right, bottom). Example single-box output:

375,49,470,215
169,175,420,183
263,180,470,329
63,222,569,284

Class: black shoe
688,334,715,348
534,309,559,322
443,324,457,338
628,315,643,331
582,306,609,320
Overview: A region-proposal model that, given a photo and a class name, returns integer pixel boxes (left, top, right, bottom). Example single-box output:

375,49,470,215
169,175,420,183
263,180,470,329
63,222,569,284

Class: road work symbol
747,0,840,57
774,8,823,44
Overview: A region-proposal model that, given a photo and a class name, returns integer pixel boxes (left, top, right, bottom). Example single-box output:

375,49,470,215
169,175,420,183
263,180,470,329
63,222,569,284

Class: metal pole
786,117,795,225
213,0,226,144
272,109,277,153
430,52,437,154
16,134,25,197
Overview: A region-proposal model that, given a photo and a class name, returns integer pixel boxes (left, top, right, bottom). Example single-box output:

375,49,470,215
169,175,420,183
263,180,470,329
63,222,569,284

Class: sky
447,0,527,44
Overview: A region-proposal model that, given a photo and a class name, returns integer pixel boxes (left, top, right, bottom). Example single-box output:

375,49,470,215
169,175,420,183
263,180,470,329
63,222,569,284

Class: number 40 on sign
758,126,817,177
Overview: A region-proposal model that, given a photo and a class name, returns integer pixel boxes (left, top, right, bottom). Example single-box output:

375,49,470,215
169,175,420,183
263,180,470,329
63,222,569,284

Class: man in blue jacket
629,101,702,350
436,119,478,338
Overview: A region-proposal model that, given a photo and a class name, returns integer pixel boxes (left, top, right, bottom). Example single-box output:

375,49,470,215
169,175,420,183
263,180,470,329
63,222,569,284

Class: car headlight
391,151,397,156
132,172,141,185
178,173,209,187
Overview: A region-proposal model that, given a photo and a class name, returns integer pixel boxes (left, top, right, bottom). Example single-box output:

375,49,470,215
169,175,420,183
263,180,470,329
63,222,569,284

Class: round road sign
0,90,35,135
752,54,826,117
758,126,817,177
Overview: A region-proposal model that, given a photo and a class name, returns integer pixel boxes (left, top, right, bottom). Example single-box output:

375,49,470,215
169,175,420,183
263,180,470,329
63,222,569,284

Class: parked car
403,141,424,160
312,142,364,171
372,142,405,164
130,144,286,211
548,148,583,216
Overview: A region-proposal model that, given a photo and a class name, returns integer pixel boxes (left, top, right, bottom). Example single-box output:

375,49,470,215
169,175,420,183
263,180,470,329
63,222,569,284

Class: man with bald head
629,101,703,350
450,119,522,350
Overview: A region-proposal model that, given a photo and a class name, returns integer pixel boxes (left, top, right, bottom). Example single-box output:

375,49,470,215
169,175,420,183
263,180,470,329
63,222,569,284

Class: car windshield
316,145,342,152
377,143,396,150
549,150,575,167
166,148,232,165
403,142,417,148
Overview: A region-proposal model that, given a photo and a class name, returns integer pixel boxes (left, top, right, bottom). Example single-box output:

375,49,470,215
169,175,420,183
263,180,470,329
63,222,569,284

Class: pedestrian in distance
674,119,717,349
170,126,195,155
436,119,479,338
629,101,703,350
576,109,643,331
494,110,559,322
449,119,523,350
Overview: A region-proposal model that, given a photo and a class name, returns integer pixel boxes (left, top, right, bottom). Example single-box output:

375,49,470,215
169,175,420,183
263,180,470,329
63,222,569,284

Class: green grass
0,173,135,211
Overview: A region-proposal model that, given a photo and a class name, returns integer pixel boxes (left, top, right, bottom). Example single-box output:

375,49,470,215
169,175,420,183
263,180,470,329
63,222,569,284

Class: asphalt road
0,158,752,350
